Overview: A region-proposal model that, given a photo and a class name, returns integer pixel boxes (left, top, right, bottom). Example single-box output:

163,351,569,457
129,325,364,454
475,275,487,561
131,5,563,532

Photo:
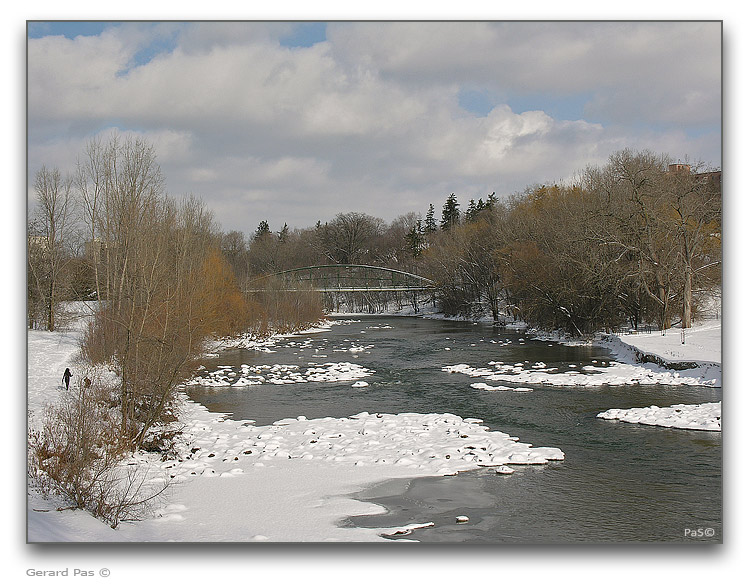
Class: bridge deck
246,264,436,293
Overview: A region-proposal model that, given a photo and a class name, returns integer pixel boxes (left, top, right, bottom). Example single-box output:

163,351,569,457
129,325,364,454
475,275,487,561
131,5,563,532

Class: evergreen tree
277,223,289,243
466,199,478,223
406,219,424,258
440,193,460,230
254,220,271,240
424,204,437,234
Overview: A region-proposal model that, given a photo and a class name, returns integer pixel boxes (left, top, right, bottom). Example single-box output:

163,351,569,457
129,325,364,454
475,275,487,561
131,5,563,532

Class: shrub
28,370,170,528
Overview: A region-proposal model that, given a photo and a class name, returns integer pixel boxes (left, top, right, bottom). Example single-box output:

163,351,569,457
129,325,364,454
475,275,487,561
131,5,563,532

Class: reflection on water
187,316,722,543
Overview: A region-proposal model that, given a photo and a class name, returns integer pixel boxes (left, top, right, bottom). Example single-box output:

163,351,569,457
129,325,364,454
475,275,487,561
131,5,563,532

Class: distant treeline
219,150,721,335
28,137,721,342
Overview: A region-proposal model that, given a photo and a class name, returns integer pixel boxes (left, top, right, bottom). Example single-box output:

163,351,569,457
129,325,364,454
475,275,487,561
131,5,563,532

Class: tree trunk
682,268,692,328
47,278,55,331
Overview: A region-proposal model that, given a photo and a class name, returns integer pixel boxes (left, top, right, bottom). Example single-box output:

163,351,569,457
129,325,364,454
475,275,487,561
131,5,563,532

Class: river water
186,316,722,543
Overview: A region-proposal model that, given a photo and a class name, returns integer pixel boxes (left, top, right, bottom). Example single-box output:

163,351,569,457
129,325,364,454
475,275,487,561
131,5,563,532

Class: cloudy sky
27,20,721,233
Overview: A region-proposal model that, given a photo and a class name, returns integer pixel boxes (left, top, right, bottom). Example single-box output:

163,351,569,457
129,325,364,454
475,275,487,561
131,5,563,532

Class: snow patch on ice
161,407,564,484
597,402,721,432
444,358,717,388
186,362,374,387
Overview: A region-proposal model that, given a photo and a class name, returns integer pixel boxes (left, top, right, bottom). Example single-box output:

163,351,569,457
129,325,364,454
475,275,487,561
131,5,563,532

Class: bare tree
28,166,76,330
660,164,721,327
316,212,384,264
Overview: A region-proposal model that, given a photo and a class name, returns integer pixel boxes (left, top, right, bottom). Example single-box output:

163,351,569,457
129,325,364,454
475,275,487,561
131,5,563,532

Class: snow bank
609,321,721,366
204,320,334,354
28,311,565,542
28,397,564,542
597,402,721,432
157,404,564,487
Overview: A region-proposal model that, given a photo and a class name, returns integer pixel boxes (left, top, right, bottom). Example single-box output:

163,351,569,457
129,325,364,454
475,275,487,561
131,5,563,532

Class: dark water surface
186,316,722,543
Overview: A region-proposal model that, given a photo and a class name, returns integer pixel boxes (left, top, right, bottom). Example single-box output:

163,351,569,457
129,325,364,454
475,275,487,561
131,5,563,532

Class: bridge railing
245,264,436,293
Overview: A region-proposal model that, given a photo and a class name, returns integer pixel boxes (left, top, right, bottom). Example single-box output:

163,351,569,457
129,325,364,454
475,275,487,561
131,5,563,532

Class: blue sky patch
279,22,327,48
505,93,594,122
28,21,116,39
458,88,497,117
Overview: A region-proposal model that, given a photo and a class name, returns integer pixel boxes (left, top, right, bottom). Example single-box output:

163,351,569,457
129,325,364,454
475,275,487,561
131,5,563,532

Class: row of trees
27,135,323,524
29,137,245,449
420,150,721,334
213,150,720,335
30,135,327,446
219,193,501,288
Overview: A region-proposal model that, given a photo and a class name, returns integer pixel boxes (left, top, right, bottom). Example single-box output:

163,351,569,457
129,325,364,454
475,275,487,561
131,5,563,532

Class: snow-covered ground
15,297,738,576
607,321,721,365
593,318,721,431
443,357,719,388
24,304,723,546
185,361,375,387
26,310,565,543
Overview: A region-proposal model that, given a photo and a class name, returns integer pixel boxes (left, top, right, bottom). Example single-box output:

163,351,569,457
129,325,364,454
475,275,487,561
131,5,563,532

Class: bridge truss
246,264,436,293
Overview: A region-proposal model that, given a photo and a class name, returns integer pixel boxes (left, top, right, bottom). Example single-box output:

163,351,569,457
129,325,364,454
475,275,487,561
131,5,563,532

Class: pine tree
406,219,424,258
254,220,271,240
277,223,289,243
440,193,460,230
424,204,437,234
466,199,477,222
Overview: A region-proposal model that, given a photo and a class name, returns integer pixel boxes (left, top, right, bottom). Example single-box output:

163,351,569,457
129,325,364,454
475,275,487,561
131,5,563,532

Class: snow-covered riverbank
27,308,723,543
27,312,567,543
16,297,735,580
596,319,721,430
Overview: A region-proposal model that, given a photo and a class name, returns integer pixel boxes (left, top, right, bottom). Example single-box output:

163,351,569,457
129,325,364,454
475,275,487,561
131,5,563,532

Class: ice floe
186,361,374,387
444,359,718,388
162,409,564,484
382,522,435,537
597,402,721,431
470,382,534,392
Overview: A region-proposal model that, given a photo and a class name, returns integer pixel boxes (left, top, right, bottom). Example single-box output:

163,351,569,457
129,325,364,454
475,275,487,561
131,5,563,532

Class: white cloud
27,21,721,232
328,21,720,126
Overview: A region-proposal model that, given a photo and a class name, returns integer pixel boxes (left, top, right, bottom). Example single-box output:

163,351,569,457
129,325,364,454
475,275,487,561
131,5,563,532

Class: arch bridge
246,264,436,293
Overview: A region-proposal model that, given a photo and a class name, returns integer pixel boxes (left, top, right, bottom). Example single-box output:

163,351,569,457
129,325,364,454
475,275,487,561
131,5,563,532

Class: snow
444,358,719,388
597,402,721,432
443,315,721,434
28,397,564,542
24,302,723,547
26,308,564,543
381,522,435,538
186,361,374,387
609,321,721,365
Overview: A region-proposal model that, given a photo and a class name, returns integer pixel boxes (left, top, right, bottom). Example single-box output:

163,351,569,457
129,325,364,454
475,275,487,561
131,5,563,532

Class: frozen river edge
27,312,721,542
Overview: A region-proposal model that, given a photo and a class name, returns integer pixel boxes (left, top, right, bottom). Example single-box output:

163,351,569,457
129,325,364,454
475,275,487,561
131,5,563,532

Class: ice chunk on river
597,402,721,431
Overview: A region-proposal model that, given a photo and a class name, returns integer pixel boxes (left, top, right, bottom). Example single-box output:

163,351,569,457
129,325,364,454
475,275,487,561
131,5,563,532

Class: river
186,315,722,543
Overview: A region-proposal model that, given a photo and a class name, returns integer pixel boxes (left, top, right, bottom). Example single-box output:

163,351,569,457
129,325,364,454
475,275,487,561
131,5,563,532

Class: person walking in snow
62,367,72,390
